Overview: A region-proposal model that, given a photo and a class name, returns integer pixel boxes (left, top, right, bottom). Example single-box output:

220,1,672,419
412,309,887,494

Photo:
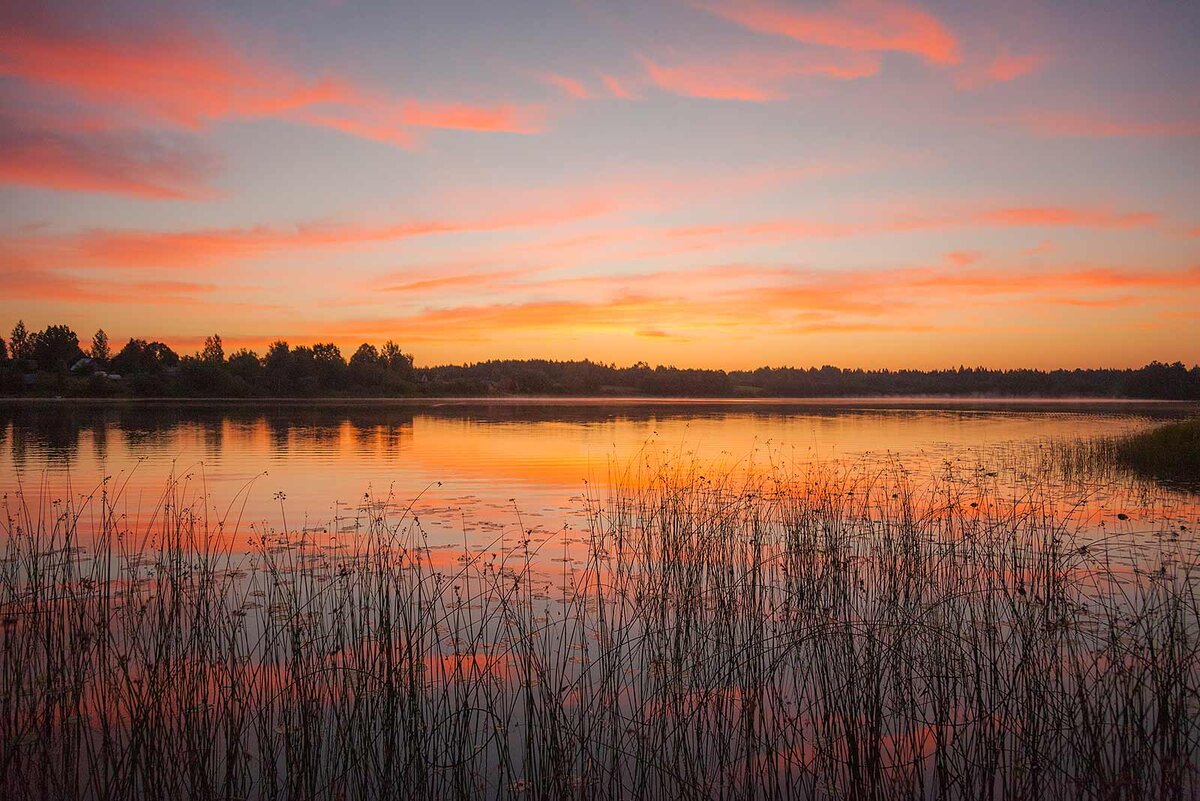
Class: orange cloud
379,268,544,294
699,0,961,66
0,265,258,308
975,206,1158,229
722,262,1200,332
0,115,218,198
82,257,1195,363
289,261,1200,348
1037,295,1135,308
641,49,879,101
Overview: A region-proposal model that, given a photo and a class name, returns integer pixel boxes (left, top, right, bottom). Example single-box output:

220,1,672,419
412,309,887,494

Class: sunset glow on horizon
2,0,1198,369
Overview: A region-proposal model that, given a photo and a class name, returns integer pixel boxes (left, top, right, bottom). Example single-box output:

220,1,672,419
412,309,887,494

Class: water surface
2,398,1194,549
4,399,1199,799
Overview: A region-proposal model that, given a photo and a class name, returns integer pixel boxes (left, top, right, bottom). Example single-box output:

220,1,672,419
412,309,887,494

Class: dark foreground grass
2,458,1198,800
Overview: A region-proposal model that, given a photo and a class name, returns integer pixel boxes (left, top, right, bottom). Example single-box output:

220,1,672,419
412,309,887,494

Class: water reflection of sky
1,400,1195,556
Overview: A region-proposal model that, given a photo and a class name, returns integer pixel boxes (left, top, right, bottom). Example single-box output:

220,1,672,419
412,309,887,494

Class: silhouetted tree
265,341,290,369
29,325,83,371
350,343,381,369
381,340,414,378
0,336,7,362
9,321,29,360
349,343,385,390
227,349,262,383
110,339,180,375
312,343,346,389
91,329,111,364
201,334,225,364
147,342,179,368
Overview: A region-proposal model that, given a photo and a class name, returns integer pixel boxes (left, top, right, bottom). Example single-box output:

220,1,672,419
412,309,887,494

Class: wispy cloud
537,73,590,99
0,8,542,159
697,0,961,66
1018,111,1200,139
0,264,275,309
639,202,1164,252
1,160,875,270
601,74,638,99
7,195,621,270
640,49,879,101
0,114,219,198
973,206,1158,229
275,260,1200,347
956,48,1048,89
985,49,1047,82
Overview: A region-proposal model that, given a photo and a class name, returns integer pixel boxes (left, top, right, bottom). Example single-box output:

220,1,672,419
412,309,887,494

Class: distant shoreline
3,395,1197,409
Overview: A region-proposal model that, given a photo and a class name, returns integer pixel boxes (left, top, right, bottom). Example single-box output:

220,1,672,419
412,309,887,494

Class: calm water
5,399,1200,799
1,399,1195,549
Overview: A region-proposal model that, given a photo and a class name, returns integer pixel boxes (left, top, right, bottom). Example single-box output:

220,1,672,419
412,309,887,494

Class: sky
1,0,1198,369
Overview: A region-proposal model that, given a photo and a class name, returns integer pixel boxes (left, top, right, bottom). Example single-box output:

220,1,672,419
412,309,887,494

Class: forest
1,321,1198,400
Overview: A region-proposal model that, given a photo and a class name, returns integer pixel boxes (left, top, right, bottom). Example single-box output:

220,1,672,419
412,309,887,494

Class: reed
1108,418,1200,488
2,455,1197,799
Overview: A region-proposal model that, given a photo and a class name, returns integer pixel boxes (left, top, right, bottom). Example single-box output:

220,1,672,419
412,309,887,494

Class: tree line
0,322,419,398
1,321,1198,400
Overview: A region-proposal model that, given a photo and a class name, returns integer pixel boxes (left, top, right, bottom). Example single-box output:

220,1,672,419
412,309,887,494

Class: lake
3,399,1199,799
3,398,1196,544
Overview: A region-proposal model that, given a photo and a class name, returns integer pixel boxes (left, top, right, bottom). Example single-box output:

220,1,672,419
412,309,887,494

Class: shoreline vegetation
1052,418,1200,493
1073,418,1200,490
2,321,1199,400
2,455,1198,799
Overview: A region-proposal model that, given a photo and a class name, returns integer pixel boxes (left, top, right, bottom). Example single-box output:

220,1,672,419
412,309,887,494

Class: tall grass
1056,417,1200,491
2,455,1198,799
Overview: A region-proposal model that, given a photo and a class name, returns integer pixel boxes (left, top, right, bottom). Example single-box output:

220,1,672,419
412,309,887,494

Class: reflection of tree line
3,321,1199,399
1,399,1190,470
0,405,419,467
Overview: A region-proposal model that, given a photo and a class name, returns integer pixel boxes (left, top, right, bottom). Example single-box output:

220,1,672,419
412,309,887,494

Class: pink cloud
987,49,1047,82
1019,111,1200,139
956,48,1048,89
0,10,542,153
641,49,879,101
0,115,218,198
538,73,590,99
7,190,623,269
601,74,638,100
698,0,961,66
